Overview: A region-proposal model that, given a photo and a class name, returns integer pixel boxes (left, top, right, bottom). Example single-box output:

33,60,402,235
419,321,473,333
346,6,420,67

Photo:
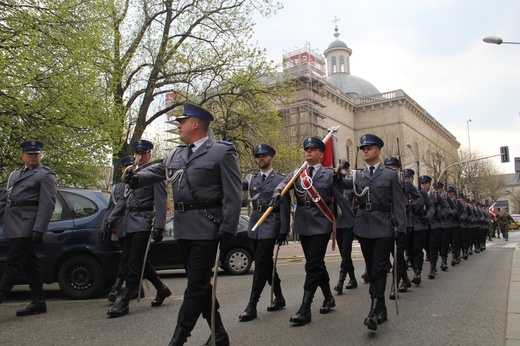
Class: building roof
327,73,380,97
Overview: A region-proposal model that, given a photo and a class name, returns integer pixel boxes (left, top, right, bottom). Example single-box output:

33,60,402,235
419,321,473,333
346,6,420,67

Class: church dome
326,73,380,98
327,39,349,50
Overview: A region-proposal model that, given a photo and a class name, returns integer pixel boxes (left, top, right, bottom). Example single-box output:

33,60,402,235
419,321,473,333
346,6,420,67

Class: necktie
21,167,28,175
261,174,266,182
369,166,375,177
187,144,194,159
308,166,314,178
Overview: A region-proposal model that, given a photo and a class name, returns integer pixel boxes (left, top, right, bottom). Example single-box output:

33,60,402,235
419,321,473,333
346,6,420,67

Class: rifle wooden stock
250,127,339,232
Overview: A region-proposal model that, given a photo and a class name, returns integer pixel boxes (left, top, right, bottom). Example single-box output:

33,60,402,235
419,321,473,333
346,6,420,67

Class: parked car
148,215,254,275
0,187,121,300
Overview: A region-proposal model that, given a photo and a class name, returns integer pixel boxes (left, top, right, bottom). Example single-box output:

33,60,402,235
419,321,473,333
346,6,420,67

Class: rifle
251,126,340,232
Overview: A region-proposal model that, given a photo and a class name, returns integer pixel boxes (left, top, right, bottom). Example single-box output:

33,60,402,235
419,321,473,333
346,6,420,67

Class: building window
331,56,336,73
340,56,345,73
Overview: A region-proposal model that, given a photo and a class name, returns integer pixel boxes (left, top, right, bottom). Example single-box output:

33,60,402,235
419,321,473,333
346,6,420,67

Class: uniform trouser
250,238,281,297
395,229,410,282
335,227,355,276
0,238,44,299
424,228,431,259
122,231,162,291
410,229,426,272
357,236,393,299
500,225,509,239
299,233,331,293
440,227,451,258
117,237,129,279
461,227,470,253
451,226,462,257
176,239,219,330
429,227,442,267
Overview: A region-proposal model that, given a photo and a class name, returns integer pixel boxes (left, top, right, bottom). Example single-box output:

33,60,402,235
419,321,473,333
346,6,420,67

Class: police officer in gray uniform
238,144,291,322
101,156,138,302
126,103,242,346
105,140,170,318
336,134,406,331
0,140,57,316
271,137,348,326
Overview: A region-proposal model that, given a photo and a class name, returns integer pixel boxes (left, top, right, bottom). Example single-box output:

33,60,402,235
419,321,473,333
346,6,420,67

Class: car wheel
58,255,105,299
222,248,252,275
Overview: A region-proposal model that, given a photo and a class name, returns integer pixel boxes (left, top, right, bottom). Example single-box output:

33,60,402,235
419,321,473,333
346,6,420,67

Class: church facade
279,26,460,177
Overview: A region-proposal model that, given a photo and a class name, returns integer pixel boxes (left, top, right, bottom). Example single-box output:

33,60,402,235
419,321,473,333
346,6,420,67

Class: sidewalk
277,238,520,345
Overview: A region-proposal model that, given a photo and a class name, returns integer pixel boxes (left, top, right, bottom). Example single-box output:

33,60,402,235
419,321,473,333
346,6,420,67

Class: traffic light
500,146,509,163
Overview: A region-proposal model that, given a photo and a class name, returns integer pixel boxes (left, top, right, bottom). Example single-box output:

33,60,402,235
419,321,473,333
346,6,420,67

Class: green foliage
0,0,118,187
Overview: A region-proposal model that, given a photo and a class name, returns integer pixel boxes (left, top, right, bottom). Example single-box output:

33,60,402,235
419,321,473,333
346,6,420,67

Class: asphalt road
0,234,517,346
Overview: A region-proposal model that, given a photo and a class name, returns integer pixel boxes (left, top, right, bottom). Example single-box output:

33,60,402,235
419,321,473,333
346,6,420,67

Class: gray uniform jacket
336,188,356,229
403,179,424,228
101,182,127,238
137,139,242,240
444,195,458,228
343,165,406,238
410,189,435,231
243,171,290,240
276,166,352,237
427,190,449,230
0,164,57,238
108,180,167,233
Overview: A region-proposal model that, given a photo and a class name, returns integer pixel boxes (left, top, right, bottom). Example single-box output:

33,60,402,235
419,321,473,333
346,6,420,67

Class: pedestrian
333,160,358,295
270,136,351,326
497,207,515,241
105,139,171,318
336,134,406,331
101,156,144,302
238,144,291,322
125,102,242,346
0,140,57,316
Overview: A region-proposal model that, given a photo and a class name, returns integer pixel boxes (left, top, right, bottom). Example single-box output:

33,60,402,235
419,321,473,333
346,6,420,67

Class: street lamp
483,36,520,45
467,119,472,158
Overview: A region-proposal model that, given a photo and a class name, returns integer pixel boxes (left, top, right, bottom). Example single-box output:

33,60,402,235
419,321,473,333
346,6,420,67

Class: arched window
331,56,337,73
340,56,345,73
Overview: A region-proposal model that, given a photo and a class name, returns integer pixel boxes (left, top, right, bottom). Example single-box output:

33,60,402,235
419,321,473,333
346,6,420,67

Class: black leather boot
151,284,171,307
107,278,124,303
319,284,335,314
204,311,229,346
377,299,388,324
333,272,346,295
267,282,286,312
428,265,436,279
389,281,397,300
0,290,7,304
107,288,131,318
412,269,421,285
129,286,145,300
239,290,260,321
363,298,379,331
399,279,411,293
168,326,191,346
345,272,358,289
361,270,370,283
440,257,448,271
290,291,313,325
16,300,47,316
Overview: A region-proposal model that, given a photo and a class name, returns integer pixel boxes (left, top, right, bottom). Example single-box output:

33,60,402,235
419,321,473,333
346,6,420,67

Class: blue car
0,188,121,299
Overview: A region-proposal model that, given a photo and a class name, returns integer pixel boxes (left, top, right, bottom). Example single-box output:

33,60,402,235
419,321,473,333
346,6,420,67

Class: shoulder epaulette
216,140,233,146
276,172,286,177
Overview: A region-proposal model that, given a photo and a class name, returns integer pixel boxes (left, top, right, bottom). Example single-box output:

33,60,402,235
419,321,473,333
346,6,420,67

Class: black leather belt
174,199,222,212
254,204,279,213
126,206,154,212
7,200,39,207
296,201,331,208
358,204,391,212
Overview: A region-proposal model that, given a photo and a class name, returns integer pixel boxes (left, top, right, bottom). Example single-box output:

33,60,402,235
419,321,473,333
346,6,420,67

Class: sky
251,0,520,174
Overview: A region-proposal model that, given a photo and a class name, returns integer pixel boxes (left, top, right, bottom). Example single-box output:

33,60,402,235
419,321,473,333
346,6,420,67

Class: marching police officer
0,140,57,316
101,156,142,302
270,136,348,326
105,140,170,318
447,187,464,265
333,161,358,295
337,134,406,331
238,144,291,322
383,158,423,300
126,103,242,346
